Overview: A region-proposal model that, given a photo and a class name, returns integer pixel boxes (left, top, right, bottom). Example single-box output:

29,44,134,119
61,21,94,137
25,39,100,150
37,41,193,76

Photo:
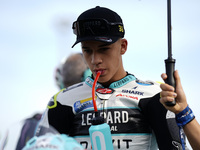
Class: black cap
72,6,125,48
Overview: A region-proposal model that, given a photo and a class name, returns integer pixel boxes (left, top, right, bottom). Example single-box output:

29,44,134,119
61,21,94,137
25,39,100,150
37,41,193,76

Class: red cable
92,71,101,112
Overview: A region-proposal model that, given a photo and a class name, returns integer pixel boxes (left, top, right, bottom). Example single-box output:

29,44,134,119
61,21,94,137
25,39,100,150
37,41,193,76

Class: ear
120,38,128,55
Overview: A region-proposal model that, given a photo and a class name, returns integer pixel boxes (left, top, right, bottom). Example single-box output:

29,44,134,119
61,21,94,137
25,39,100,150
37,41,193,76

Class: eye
83,48,92,54
99,47,110,52
100,47,109,51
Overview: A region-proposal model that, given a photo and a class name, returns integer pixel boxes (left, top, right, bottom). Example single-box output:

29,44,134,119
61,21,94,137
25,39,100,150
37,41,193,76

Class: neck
100,70,127,88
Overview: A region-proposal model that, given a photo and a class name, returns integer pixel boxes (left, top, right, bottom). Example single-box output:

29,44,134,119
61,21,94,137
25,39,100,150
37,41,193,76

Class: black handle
165,58,176,106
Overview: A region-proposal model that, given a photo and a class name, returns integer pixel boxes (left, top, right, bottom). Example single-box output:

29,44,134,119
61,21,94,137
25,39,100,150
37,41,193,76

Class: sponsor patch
136,79,154,86
132,86,138,89
96,88,114,100
96,88,114,94
74,97,96,113
116,94,138,100
121,89,144,96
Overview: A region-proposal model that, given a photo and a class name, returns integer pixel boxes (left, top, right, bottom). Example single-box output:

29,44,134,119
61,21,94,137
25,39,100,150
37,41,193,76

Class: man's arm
160,70,200,150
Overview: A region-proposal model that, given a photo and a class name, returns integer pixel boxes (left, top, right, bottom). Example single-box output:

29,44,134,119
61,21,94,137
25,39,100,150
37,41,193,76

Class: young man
39,6,187,149
160,70,200,149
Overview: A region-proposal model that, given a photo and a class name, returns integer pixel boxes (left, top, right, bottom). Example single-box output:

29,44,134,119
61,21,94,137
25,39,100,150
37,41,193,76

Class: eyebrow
81,46,91,50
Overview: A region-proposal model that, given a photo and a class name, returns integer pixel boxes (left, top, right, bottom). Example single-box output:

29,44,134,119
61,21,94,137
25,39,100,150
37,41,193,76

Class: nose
91,52,102,65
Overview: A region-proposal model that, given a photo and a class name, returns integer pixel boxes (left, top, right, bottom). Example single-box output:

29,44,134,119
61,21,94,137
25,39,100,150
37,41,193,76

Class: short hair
55,53,90,89
62,53,88,87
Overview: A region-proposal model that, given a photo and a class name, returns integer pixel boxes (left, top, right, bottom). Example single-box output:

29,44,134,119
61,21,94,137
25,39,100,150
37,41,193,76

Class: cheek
83,54,89,62
109,55,121,69
84,56,93,69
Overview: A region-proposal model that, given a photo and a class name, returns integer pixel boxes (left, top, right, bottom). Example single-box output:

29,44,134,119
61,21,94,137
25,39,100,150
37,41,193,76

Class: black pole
165,0,176,106
167,0,172,59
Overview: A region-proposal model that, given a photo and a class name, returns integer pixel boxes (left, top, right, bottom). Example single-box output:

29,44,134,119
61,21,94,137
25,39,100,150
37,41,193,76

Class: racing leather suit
39,73,186,150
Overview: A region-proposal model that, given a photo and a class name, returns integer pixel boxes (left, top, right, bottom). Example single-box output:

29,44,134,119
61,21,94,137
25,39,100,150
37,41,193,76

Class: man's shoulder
126,74,161,89
63,82,87,93
126,73,161,87
120,75,161,100
135,78,161,88
52,82,91,106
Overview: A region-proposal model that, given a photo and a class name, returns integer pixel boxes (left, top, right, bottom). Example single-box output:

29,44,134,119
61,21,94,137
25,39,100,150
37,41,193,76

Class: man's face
81,39,127,86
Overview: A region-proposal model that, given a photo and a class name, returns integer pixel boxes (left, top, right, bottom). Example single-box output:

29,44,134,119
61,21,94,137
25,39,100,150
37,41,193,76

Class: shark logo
132,86,138,89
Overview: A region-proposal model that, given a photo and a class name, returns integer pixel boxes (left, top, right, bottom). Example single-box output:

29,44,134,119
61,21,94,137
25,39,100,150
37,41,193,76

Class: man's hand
160,70,188,114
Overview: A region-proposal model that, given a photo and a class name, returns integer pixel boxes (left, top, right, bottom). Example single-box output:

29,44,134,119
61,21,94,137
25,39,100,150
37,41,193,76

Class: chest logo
96,88,114,94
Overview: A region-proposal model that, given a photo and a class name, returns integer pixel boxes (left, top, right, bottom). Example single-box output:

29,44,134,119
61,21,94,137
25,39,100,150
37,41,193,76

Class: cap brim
71,36,119,48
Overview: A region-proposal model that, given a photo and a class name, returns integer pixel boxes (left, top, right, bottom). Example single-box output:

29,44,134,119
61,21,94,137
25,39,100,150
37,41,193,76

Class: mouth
94,69,105,75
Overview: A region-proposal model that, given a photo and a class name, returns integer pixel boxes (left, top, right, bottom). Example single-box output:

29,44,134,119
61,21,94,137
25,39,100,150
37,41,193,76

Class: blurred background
0,0,199,149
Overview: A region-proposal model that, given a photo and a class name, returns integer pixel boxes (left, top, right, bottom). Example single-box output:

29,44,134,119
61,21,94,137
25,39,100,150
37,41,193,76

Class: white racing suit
39,73,187,150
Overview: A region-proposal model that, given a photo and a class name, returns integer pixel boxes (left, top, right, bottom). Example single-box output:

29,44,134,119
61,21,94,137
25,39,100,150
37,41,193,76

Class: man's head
72,6,125,48
55,53,91,89
72,6,127,86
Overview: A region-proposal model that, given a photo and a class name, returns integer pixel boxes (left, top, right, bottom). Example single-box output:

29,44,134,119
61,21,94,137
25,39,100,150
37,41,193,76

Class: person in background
15,113,42,150
160,70,200,150
15,53,91,150
55,53,92,90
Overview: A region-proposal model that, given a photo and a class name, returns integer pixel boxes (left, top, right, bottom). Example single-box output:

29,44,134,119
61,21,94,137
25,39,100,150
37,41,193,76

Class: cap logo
83,20,101,28
118,25,124,33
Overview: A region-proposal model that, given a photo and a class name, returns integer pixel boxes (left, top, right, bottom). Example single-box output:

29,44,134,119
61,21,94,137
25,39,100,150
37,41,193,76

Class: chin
98,77,111,86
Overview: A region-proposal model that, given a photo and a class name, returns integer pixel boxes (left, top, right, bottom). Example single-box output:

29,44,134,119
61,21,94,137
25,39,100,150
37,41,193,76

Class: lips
94,69,105,75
